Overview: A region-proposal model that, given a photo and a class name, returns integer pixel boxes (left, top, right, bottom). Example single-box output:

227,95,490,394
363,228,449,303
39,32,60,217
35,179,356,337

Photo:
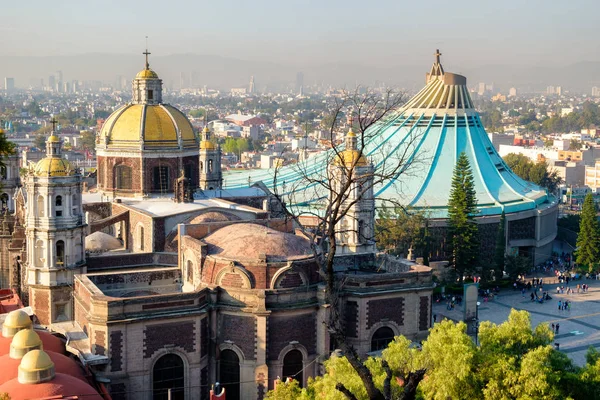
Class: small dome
34,157,73,177
10,329,42,359
99,104,197,150
200,126,216,150
0,350,86,385
47,134,61,143
335,150,368,167
204,223,312,261
0,330,65,357
85,231,122,253
2,310,32,338
0,373,102,400
136,68,159,79
19,349,54,373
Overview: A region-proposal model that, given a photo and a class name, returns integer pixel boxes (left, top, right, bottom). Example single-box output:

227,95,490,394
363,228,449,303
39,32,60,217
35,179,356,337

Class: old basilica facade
0,56,433,400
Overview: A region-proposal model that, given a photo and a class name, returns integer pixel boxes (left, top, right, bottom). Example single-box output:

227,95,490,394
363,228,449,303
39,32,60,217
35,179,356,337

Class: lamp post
475,301,481,346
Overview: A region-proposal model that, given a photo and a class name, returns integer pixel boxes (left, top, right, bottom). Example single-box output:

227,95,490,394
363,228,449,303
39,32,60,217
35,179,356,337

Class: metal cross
143,37,151,69
435,49,442,64
50,117,58,133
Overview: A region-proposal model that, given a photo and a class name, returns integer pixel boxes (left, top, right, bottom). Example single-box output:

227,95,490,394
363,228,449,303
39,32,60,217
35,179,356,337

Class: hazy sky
2,0,599,68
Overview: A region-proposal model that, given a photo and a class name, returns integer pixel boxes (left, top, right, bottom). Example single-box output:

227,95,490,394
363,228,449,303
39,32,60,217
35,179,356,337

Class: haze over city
1,0,599,90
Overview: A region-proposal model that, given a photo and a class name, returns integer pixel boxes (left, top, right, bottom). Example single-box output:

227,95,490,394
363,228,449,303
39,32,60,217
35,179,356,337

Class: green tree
503,153,562,194
79,131,96,153
265,378,309,400
447,152,479,281
576,193,600,270
375,207,425,256
34,133,47,150
504,254,531,280
493,211,506,281
0,131,16,169
222,137,238,154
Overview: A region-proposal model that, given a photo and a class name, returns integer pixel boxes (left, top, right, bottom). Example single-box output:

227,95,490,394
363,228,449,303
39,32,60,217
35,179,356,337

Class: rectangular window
148,89,154,100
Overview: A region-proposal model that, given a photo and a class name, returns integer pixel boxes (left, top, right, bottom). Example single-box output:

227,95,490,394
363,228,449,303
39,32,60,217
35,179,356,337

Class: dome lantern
132,46,162,105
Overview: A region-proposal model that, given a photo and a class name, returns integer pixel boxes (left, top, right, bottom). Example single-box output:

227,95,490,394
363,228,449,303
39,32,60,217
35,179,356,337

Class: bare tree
271,87,428,400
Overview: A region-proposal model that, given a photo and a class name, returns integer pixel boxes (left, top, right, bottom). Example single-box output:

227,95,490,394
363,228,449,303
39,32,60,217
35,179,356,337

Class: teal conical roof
224,51,552,218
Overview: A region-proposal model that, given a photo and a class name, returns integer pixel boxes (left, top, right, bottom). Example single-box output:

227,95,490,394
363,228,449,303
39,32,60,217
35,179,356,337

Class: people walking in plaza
556,323,560,334
558,300,562,311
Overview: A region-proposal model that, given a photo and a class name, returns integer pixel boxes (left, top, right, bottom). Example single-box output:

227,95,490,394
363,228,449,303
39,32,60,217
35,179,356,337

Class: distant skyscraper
547,86,555,95
477,82,486,96
556,86,562,96
295,72,304,95
509,87,517,97
593,87,600,97
48,75,56,91
248,76,255,94
4,78,14,92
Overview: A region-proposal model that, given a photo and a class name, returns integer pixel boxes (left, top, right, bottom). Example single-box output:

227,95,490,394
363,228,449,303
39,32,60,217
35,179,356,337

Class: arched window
153,166,170,192
186,260,193,283
153,353,184,400
0,193,8,211
184,164,194,182
37,196,45,217
282,350,303,387
220,350,240,400
208,159,213,173
199,161,204,173
0,166,6,179
115,165,132,190
56,240,65,265
370,326,395,352
55,195,63,217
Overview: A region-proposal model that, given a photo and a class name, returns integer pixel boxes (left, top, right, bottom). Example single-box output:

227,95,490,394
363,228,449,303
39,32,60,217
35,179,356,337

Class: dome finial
143,36,151,70
435,49,442,64
427,48,445,83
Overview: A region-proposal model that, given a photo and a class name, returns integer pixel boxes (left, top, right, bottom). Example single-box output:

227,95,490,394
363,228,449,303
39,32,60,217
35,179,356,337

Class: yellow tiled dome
99,104,197,150
200,127,216,150
135,68,159,79
335,150,368,167
47,134,60,143
34,157,73,177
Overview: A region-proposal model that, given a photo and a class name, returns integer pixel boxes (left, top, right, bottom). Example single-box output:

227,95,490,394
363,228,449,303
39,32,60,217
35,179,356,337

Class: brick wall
219,314,255,360
94,329,106,356
268,312,316,360
110,330,123,372
98,156,143,196
144,321,196,359
367,297,404,329
31,288,50,325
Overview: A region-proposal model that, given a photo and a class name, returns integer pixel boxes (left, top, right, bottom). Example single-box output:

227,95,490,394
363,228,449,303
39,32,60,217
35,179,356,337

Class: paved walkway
433,279,600,366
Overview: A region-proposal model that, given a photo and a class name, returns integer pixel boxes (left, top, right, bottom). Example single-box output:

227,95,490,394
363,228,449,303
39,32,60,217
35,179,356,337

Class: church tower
24,121,86,325
330,126,376,255
198,124,222,190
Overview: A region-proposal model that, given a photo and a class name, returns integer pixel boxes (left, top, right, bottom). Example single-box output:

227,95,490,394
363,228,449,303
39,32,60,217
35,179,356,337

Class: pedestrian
556,323,560,334
531,292,535,301
555,343,560,351
552,323,555,331
522,288,526,297
514,282,517,290
558,300,562,310
433,314,437,323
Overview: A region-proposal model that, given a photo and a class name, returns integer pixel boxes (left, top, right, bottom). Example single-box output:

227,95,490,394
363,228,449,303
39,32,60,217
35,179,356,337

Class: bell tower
25,120,86,325
132,47,163,105
330,126,376,255
198,123,222,190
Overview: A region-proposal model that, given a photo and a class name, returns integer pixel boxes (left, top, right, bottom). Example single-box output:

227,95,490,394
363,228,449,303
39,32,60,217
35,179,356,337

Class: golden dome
47,134,60,143
34,157,73,177
99,104,197,150
135,68,159,79
2,311,32,337
335,150,368,167
19,350,54,372
346,127,356,137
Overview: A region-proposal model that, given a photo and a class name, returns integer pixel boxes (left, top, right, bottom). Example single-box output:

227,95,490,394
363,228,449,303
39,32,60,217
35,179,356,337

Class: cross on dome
434,49,442,64
50,117,58,133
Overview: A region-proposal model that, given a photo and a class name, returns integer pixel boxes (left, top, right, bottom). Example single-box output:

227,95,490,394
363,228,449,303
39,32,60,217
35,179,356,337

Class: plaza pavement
433,277,600,366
